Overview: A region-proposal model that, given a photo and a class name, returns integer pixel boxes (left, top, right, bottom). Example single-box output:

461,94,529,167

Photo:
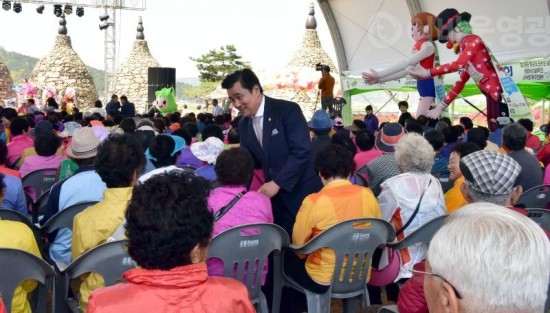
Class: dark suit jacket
121,102,136,118
239,96,322,231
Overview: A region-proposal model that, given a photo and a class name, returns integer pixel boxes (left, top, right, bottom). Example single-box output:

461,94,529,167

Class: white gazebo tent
316,0,550,123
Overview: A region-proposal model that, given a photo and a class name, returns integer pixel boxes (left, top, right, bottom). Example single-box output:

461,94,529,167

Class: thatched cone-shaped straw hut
112,17,160,113
30,15,98,109
0,59,16,103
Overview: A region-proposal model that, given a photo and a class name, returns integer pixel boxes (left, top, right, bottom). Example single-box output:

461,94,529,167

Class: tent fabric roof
319,0,550,76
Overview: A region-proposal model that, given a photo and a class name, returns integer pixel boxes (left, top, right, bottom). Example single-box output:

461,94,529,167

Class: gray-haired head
395,133,434,173
427,203,550,313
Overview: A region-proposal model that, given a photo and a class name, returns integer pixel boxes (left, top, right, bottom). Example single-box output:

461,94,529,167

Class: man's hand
361,69,380,84
259,181,280,198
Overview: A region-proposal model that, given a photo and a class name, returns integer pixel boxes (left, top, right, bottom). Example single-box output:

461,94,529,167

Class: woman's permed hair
316,144,355,180
214,148,253,186
395,133,434,173
95,134,145,188
126,171,213,270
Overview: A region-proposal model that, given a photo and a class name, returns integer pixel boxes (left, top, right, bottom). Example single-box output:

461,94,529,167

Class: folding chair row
0,217,448,313
207,216,449,313
0,240,131,313
517,184,550,209
0,201,98,261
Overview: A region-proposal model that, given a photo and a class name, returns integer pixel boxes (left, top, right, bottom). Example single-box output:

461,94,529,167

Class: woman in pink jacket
206,148,273,283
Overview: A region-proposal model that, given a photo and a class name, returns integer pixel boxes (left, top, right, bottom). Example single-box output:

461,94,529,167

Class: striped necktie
253,116,263,147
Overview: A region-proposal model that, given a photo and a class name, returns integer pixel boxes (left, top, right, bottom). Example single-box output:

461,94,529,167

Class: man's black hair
221,68,264,93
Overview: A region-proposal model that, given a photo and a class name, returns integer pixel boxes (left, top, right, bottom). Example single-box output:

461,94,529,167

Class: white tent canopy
317,0,550,74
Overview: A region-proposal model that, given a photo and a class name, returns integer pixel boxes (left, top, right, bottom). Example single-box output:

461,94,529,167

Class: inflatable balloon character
408,8,510,131
154,87,177,115
42,86,57,104
363,12,441,117
22,79,37,100
62,87,79,114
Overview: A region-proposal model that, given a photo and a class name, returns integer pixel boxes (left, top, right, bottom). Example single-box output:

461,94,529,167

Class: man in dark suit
222,69,323,235
105,94,120,115
120,95,136,118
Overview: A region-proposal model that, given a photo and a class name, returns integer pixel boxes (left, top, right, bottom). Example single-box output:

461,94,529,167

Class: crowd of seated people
0,94,549,313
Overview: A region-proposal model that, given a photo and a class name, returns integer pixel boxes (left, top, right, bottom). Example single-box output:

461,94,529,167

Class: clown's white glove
407,65,431,79
427,99,448,119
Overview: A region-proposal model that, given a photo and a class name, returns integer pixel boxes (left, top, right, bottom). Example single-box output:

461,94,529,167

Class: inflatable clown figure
42,86,57,105
61,87,78,114
15,79,38,114
21,79,37,100
408,8,510,131
363,12,441,117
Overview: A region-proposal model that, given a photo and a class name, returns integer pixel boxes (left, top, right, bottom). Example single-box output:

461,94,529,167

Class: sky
0,0,337,81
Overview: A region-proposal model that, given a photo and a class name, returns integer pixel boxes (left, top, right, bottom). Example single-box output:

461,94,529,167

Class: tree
190,45,250,83
182,81,219,99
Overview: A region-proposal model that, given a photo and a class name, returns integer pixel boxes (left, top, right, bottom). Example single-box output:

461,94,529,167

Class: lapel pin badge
272,128,279,135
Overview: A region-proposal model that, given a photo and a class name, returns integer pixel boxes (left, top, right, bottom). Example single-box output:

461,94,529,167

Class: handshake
360,65,432,85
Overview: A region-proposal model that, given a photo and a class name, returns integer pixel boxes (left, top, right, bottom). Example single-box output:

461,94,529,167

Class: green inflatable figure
154,87,177,115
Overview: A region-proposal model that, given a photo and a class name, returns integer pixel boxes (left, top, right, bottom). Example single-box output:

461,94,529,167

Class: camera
315,63,327,71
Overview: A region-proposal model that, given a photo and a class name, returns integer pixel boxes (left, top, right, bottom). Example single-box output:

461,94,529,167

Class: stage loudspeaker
148,67,176,104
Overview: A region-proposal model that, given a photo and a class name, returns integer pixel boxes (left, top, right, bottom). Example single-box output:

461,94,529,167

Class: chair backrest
431,170,453,193
32,190,51,224
351,172,369,187
22,168,59,200
0,248,55,313
64,240,134,286
389,215,448,250
517,185,550,209
41,201,99,234
294,218,395,297
208,223,290,304
0,209,43,256
332,97,346,116
526,208,550,231
0,208,31,224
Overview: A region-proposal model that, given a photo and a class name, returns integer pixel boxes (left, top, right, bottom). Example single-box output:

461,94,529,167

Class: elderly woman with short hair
378,133,446,280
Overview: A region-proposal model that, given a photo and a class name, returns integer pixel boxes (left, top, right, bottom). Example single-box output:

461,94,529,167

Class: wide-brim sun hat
59,121,83,138
66,127,101,159
308,110,335,130
190,137,225,164
375,122,406,153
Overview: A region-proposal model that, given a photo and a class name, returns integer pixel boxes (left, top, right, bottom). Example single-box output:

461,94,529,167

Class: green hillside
0,46,105,95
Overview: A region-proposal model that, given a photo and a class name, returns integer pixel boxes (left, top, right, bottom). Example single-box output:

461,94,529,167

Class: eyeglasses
410,268,463,299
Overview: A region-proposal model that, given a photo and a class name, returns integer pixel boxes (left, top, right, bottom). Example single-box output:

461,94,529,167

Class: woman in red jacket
87,171,254,313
